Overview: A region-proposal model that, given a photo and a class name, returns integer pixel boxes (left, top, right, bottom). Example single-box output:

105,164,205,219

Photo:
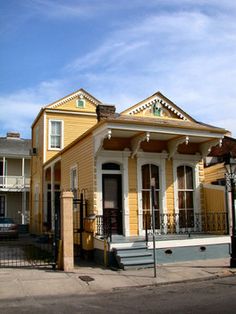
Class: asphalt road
1,275,236,314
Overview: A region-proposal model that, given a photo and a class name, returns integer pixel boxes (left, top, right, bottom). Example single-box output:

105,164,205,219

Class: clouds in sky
0,0,236,138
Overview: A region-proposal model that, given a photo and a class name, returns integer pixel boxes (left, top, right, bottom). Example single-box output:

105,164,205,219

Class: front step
113,245,154,270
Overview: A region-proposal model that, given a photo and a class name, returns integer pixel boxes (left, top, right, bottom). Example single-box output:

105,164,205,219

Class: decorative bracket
131,132,150,158
94,129,112,155
168,136,189,159
200,138,223,158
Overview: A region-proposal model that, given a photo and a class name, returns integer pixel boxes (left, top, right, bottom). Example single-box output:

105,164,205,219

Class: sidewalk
0,258,236,300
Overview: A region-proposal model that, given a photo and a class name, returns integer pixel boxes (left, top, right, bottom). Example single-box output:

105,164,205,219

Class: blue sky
1,0,236,138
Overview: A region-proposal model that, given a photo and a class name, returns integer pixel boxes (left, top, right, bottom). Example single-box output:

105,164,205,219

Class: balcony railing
0,176,30,189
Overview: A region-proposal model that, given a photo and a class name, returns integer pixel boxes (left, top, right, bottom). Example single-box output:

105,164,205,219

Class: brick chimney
6,132,20,139
96,104,116,122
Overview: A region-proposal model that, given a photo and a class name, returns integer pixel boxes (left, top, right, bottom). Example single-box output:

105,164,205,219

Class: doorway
102,174,123,235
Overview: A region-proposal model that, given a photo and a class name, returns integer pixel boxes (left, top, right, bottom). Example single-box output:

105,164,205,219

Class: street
1,275,236,313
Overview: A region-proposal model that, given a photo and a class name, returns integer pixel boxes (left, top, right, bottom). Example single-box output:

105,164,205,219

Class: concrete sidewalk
0,258,236,300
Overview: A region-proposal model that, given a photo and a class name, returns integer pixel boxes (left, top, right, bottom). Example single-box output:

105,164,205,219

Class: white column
51,165,55,230
21,158,26,224
3,157,6,187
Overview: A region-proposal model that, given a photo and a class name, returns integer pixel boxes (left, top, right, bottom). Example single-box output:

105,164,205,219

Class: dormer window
76,95,86,108
153,104,162,116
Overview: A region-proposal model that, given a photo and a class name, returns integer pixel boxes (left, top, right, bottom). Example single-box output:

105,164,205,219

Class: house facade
0,132,31,226
31,89,228,242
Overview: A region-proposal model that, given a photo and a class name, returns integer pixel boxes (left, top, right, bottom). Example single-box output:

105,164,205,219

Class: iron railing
144,211,229,236
96,211,229,242
96,214,112,242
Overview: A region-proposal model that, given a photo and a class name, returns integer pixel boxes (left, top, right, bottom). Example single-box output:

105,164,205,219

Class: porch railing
144,212,229,236
96,215,112,242
0,176,30,189
96,211,229,241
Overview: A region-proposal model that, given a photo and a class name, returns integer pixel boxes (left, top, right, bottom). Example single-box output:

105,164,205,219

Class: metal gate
73,192,88,262
0,202,60,269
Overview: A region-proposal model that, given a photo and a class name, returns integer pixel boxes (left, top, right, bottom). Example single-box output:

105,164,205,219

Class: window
177,165,194,228
141,164,160,230
70,167,78,208
76,98,85,108
49,120,63,149
102,163,120,170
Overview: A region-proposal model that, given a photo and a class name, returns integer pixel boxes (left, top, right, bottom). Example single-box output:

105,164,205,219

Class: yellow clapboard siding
128,158,138,235
61,135,94,212
165,159,174,213
204,163,225,184
45,112,97,162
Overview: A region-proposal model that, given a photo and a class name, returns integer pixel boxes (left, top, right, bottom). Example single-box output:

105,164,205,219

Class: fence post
60,191,74,271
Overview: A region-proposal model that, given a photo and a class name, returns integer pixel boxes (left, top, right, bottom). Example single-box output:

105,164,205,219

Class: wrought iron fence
144,211,229,236
95,211,229,242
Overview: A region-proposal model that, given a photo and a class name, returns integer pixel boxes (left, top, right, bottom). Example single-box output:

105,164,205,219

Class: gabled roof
0,137,31,157
46,88,102,109
31,88,102,128
121,91,196,122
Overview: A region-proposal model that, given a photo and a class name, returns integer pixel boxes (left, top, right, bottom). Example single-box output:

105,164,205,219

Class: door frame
102,173,123,235
96,150,130,236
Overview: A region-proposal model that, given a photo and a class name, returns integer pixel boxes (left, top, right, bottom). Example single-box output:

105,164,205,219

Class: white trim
125,95,188,120
48,119,64,151
92,122,224,140
43,112,46,163
44,156,61,170
148,235,230,249
173,157,201,232
137,153,167,235
70,164,78,190
96,151,130,236
45,109,97,117
46,90,100,109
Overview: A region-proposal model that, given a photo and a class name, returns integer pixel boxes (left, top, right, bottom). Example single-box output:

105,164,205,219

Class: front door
102,174,122,235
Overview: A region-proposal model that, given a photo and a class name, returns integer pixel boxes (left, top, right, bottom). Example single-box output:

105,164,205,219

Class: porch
93,212,230,269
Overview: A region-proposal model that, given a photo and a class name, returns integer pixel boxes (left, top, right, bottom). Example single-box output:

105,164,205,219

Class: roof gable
121,92,195,122
46,88,102,113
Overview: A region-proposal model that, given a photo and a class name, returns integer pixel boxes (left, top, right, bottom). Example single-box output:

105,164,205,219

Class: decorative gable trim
46,89,101,109
125,95,188,121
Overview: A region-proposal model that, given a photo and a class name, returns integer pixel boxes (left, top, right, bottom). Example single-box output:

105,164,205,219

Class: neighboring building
205,136,236,185
31,88,230,265
0,132,31,226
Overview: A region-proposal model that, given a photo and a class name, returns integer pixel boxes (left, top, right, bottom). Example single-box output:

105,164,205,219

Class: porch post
3,157,6,187
22,158,25,224
51,165,55,230
60,191,74,271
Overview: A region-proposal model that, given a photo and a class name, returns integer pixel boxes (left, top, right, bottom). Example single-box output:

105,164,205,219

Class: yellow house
31,88,230,266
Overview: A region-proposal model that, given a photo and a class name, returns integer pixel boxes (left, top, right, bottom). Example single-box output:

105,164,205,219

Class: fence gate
0,202,60,269
73,192,88,262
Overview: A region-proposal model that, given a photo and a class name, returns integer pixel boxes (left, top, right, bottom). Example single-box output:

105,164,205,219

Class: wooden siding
53,97,97,112
204,163,225,184
31,114,44,234
46,112,97,161
61,135,94,214
203,184,226,212
128,157,138,235
165,159,174,213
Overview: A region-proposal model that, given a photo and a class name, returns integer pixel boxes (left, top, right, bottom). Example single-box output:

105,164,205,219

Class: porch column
51,164,55,230
21,158,26,224
3,157,6,187
60,191,74,271
43,169,48,229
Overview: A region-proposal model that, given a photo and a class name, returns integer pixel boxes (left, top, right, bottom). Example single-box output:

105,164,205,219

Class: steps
113,244,154,270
